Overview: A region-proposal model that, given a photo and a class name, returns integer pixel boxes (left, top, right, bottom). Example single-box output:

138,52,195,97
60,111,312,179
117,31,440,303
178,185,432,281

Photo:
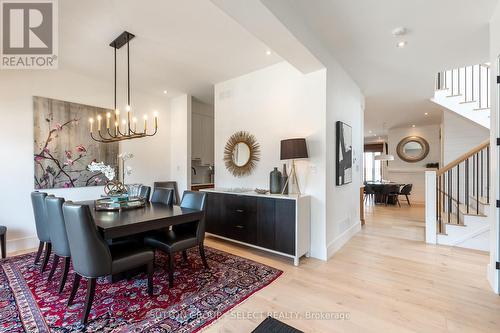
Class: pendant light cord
127,34,130,107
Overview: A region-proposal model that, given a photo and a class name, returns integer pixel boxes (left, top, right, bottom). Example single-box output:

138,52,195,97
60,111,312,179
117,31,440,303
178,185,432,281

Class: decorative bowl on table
254,188,269,195
94,195,146,211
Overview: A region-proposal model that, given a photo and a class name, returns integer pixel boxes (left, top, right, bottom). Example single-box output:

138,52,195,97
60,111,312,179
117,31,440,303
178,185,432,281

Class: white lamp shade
374,154,394,161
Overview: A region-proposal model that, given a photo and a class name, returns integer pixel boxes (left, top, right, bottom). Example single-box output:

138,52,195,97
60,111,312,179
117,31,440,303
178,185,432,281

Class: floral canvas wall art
33,96,119,189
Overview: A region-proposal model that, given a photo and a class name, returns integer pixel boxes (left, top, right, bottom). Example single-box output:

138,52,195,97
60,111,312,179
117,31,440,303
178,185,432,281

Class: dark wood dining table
75,201,204,239
365,182,404,205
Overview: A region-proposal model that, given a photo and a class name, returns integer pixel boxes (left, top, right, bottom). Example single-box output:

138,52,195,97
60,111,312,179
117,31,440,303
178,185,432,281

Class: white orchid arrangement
87,162,116,181
118,152,135,182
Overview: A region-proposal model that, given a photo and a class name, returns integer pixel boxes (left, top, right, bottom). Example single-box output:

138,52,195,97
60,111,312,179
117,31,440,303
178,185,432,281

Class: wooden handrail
437,139,490,175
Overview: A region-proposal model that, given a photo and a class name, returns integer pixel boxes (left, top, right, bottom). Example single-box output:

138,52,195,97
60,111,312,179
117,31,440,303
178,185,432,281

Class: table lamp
280,138,308,194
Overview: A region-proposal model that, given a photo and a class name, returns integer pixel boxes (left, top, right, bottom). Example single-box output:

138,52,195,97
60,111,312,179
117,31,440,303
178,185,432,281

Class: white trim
326,221,361,259
6,235,38,255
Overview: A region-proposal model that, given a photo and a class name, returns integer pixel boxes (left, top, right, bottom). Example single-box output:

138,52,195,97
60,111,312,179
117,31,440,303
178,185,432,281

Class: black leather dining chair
31,191,51,272
0,225,6,259
153,181,180,205
62,202,154,325
151,188,174,206
143,191,208,288
45,196,71,292
139,185,152,202
399,184,413,206
383,185,401,207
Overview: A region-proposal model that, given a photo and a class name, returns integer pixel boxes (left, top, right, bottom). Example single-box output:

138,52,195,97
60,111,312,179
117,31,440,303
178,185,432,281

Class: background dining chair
31,191,52,272
399,184,413,206
139,185,151,202
153,181,180,205
151,188,174,206
0,225,6,259
383,185,401,207
364,185,375,205
62,202,154,325
45,196,71,293
143,191,208,287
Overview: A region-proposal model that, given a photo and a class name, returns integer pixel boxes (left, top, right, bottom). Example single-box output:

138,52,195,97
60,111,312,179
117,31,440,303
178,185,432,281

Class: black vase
280,164,289,194
270,167,282,194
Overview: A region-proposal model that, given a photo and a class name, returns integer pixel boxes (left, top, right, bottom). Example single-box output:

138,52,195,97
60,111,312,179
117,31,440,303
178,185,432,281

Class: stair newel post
487,145,490,204
457,163,460,225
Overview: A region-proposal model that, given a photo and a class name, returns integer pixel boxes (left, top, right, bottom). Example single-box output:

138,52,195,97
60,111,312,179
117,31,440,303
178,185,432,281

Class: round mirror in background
232,142,251,167
224,131,261,177
396,136,430,163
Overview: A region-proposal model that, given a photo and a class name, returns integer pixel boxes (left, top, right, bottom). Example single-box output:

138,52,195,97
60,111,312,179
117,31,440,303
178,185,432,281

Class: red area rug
0,247,282,332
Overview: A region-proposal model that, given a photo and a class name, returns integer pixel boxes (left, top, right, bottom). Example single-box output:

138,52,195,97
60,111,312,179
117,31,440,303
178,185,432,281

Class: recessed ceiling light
266,50,272,56
392,27,408,37
373,134,377,137
397,41,407,48
411,124,416,128
368,130,372,133
424,112,429,115
163,90,168,94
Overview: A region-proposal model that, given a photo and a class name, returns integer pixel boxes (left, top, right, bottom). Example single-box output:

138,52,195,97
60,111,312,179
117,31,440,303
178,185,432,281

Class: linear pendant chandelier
89,31,158,143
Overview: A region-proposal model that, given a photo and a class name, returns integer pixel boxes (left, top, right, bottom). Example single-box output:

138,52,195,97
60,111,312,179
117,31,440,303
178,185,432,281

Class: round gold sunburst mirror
224,131,260,177
396,136,430,163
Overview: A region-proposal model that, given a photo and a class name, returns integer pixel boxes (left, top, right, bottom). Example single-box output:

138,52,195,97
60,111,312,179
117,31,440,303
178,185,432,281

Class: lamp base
281,160,301,195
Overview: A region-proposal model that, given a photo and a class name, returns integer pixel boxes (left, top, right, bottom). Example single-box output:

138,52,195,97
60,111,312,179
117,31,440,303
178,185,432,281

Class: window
364,152,382,182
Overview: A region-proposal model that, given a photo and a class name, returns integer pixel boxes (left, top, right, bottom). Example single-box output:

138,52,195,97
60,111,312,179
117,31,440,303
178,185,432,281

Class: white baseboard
6,235,38,255
326,221,361,259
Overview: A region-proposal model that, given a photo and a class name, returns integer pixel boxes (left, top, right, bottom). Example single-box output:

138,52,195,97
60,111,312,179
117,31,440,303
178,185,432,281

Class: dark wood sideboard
203,190,310,265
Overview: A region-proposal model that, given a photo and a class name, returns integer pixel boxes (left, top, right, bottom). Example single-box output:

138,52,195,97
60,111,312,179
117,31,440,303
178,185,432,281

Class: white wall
214,62,327,259
442,111,489,165
386,125,441,204
488,4,500,294
0,69,170,253
169,94,192,193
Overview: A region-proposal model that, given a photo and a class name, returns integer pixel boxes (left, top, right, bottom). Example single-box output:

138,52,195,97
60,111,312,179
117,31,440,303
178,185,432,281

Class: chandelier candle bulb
106,112,111,128
143,115,148,132
89,118,94,132
97,115,102,131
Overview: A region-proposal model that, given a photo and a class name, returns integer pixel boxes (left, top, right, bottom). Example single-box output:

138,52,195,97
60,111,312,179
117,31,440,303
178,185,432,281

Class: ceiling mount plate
110,31,135,49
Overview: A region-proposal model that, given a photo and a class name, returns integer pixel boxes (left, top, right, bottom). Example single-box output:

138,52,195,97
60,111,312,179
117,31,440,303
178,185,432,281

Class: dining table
365,181,404,205
75,201,204,240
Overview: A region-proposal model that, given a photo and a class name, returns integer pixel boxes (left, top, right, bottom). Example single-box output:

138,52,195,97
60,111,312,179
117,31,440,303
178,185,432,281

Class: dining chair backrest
400,184,413,195
31,191,50,243
62,202,111,278
46,196,70,257
382,184,400,195
153,181,180,205
139,185,151,202
178,191,207,241
151,188,174,205
364,185,375,195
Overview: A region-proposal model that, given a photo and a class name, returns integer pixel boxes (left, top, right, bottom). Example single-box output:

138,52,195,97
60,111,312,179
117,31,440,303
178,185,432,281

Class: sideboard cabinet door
275,199,296,255
257,198,276,250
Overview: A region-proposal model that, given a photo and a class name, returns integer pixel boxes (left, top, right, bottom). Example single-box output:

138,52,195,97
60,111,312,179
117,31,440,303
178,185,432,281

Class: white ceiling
291,0,497,137
58,0,282,104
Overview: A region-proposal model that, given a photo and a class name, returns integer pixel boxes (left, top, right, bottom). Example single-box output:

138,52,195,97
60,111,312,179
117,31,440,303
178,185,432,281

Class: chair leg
0,233,5,259
81,278,96,325
47,254,60,281
182,250,188,262
199,243,209,269
34,241,44,264
397,196,401,207
68,273,81,306
168,253,174,288
406,195,411,206
59,257,70,293
147,262,154,296
41,242,52,273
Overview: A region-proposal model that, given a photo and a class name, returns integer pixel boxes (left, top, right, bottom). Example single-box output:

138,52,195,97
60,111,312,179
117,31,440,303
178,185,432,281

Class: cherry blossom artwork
33,96,119,189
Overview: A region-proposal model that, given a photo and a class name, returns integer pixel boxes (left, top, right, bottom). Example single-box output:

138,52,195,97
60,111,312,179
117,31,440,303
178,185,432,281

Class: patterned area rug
0,247,282,332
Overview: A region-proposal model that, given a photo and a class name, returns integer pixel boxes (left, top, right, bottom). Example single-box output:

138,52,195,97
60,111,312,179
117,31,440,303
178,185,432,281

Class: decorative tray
94,196,146,211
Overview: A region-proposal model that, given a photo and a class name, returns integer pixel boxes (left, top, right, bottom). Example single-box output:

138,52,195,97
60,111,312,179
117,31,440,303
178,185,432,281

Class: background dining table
365,182,404,205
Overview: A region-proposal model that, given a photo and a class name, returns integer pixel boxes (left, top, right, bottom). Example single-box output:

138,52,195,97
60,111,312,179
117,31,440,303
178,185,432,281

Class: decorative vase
270,167,282,194
280,163,289,194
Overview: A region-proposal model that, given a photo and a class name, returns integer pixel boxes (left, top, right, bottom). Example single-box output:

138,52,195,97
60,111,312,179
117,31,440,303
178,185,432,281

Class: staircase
431,64,491,129
425,141,490,251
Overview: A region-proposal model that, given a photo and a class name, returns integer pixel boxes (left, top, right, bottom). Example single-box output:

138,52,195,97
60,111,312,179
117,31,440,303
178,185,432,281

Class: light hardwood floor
8,204,498,332
204,203,500,333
